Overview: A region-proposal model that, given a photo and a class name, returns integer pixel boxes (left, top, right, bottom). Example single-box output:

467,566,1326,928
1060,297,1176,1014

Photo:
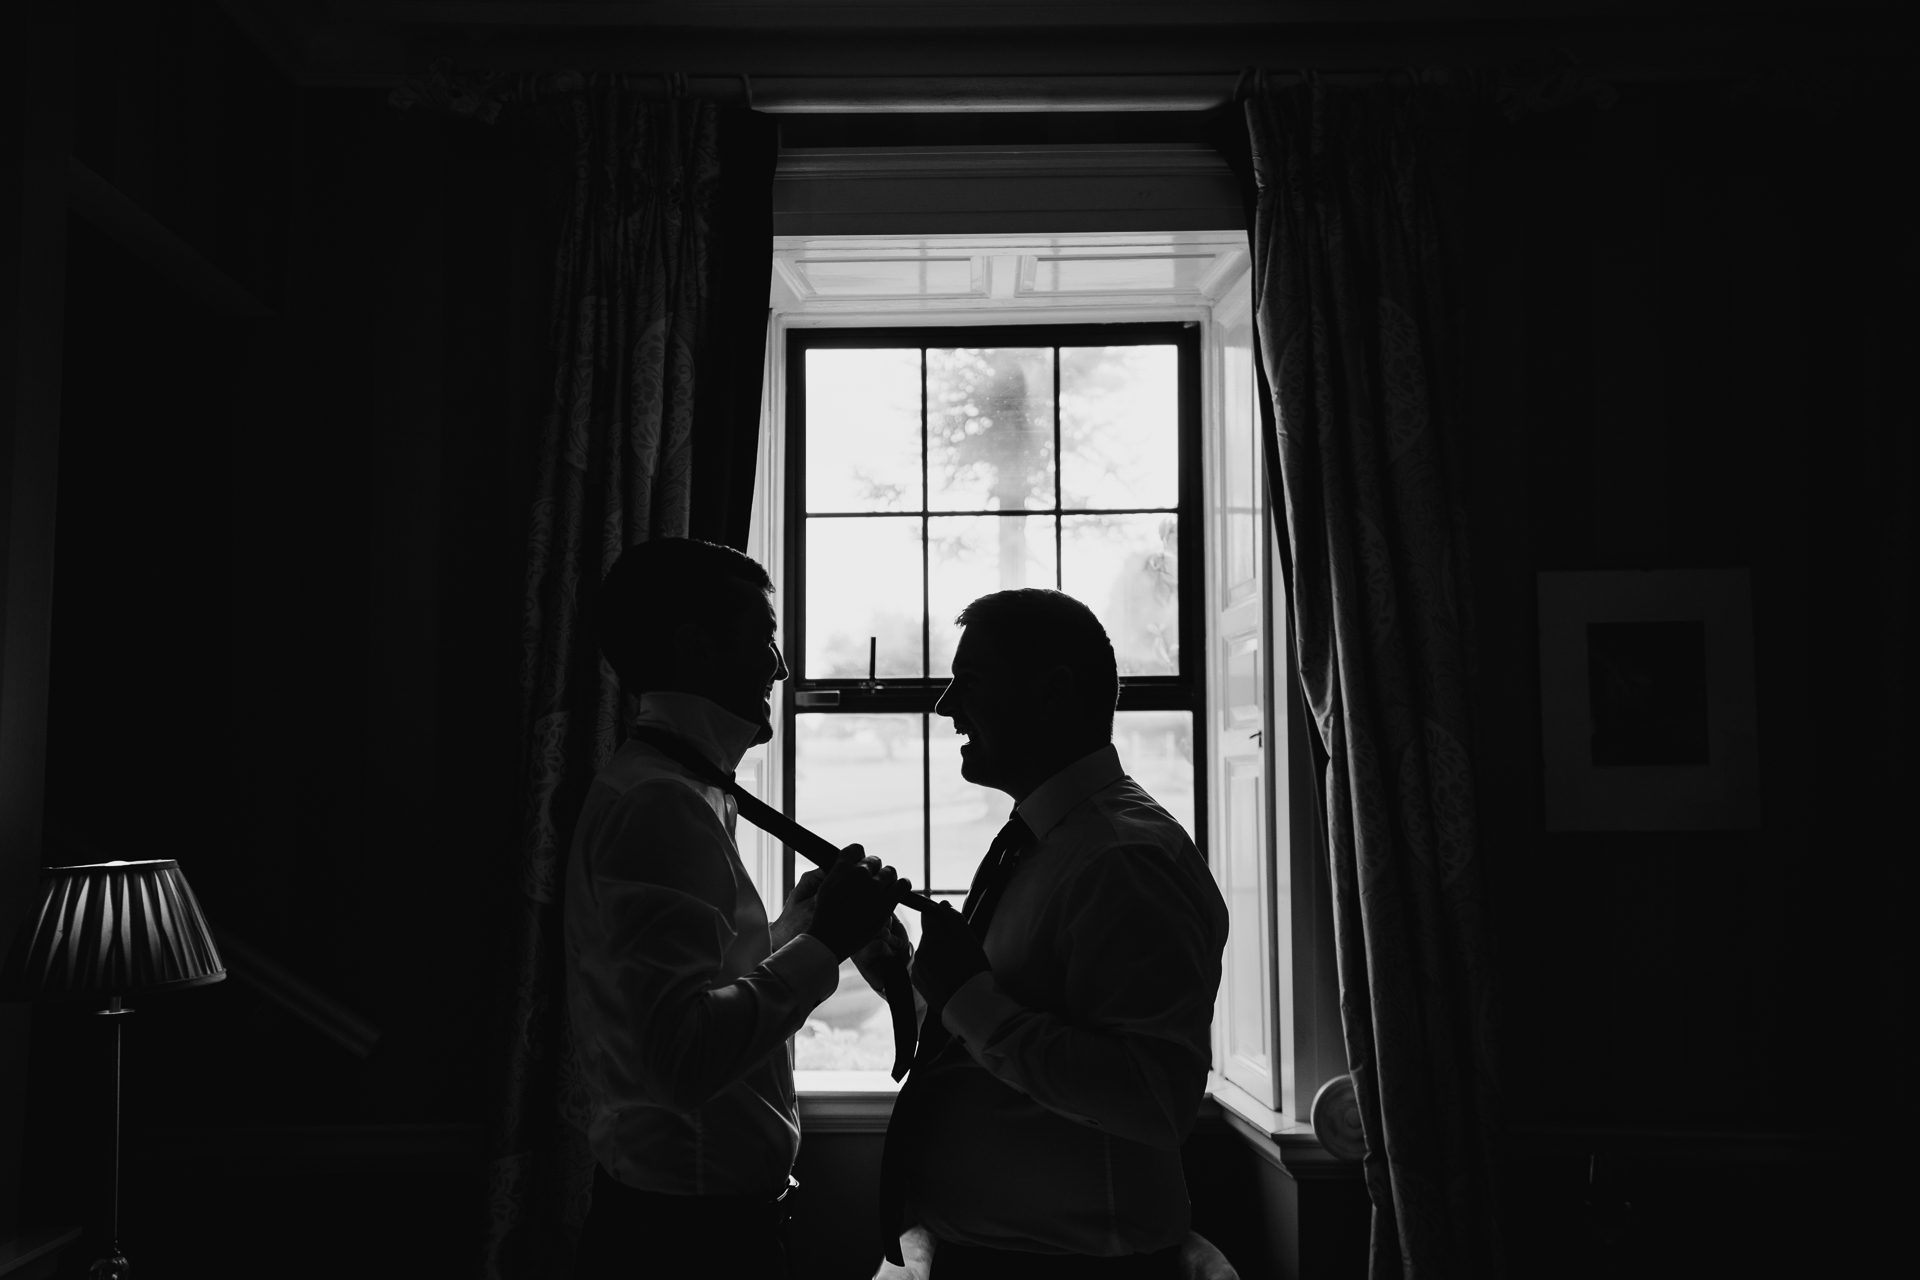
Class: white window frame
745,232,1336,1129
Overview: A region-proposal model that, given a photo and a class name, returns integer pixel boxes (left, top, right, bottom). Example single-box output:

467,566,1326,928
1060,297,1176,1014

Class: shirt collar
631,692,762,775
1016,744,1125,839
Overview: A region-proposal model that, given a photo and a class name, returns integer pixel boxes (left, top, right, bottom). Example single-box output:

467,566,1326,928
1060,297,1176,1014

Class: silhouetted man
568,538,904,1279
881,589,1230,1279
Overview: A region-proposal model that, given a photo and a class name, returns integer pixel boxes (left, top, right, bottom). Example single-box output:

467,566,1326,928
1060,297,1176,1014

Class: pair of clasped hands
770,845,986,1010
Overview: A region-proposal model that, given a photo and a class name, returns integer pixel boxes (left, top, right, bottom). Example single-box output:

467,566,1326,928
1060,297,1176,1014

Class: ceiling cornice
322,1,1817,28
217,0,1884,92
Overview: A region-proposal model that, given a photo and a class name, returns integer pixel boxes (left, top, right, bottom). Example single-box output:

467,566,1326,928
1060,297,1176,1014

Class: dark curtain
483,93,775,1280
1240,80,1503,1278
690,110,778,549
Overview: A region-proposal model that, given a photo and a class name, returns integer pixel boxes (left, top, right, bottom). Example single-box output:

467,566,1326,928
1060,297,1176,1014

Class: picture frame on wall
1537,569,1761,831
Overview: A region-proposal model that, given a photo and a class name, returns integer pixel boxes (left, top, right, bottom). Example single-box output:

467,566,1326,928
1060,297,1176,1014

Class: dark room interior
0,3,1906,1278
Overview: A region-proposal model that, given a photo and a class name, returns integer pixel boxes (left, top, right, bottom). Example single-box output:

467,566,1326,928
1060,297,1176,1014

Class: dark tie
964,813,1035,928
876,812,1034,1265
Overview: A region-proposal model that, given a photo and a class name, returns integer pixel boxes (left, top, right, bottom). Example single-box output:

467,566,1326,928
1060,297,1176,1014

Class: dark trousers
933,1240,1181,1279
575,1165,791,1280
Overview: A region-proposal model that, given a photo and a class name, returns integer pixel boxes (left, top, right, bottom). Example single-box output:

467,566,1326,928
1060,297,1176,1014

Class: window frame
753,231,1341,1132
779,321,1207,899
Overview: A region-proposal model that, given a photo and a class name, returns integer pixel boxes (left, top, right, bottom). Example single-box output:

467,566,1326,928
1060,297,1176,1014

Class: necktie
876,812,1034,1265
965,812,1036,928
624,723,927,1077
914,813,1032,1063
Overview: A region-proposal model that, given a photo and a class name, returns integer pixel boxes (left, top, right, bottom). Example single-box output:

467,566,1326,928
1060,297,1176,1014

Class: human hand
769,865,825,951
908,901,989,1009
807,845,909,961
850,915,913,997
1177,1231,1238,1280
870,1225,935,1280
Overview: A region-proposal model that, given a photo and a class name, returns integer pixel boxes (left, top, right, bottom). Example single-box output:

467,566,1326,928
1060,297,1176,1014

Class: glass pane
1113,711,1195,841
794,713,924,867
1060,346,1179,510
734,743,778,907
805,516,923,678
793,713,923,1074
1060,513,1179,676
927,348,1054,512
928,714,1011,895
794,963,896,1072
806,348,922,513
927,514,1058,677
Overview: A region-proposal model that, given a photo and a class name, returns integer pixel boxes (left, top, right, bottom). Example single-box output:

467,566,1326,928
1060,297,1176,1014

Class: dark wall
1460,81,1905,1274
29,3,554,1263
1463,78,1907,1126
0,0,74,1250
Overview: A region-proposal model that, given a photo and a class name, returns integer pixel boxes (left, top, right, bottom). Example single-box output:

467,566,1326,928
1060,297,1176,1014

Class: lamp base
89,1250,131,1278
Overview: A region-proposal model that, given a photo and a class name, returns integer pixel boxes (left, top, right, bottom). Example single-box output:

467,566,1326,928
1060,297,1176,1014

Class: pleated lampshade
1,860,225,1000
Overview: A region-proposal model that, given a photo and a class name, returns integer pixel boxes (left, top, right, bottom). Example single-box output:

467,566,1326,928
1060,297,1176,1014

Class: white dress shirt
564,692,841,1198
906,744,1230,1255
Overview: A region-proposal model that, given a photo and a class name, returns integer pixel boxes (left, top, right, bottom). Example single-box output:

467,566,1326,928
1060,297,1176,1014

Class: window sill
1205,1075,1359,1181
796,1071,901,1133
793,1067,1355,1180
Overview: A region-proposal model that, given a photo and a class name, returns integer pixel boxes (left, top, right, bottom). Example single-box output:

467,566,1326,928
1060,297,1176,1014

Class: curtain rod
390,67,1257,119
390,56,1639,122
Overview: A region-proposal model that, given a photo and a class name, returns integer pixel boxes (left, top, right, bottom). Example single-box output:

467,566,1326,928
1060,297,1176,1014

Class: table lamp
1,859,226,1279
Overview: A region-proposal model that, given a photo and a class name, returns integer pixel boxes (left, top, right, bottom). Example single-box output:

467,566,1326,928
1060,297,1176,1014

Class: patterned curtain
1244,80,1503,1278
483,93,718,1280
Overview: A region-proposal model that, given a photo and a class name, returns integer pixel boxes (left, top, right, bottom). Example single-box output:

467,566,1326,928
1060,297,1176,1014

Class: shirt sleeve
584,779,840,1114
940,843,1222,1151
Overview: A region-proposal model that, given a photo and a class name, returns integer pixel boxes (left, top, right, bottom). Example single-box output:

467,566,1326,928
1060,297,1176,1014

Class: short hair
597,538,773,693
955,589,1119,740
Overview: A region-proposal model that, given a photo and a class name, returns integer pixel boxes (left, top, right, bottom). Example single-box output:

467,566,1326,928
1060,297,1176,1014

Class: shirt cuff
766,934,841,1006
941,970,1019,1046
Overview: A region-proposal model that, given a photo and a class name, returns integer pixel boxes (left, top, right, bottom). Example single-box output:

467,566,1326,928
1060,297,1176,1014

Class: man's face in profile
936,626,1036,797
698,580,788,744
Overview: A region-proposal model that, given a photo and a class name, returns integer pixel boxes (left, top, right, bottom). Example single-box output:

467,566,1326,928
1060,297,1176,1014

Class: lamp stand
92,997,131,1280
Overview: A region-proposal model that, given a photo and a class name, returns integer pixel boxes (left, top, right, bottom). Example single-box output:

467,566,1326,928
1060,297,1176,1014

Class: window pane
927,348,1054,512
1060,346,1179,510
1060,513,1179,676
925,713,1195,897
794,970,895,1072
805,516,923,678
806,348,922,513
734,743,778,907
928,514,1058,677
794,713,924,863
1113,711,1195,841
928,714,1010,895
793,713,923,1074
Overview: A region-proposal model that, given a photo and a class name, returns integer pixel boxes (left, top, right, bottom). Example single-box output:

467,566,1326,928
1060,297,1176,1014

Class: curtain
689,109,777,549
482,92,772,1280
1241,80,1503,1279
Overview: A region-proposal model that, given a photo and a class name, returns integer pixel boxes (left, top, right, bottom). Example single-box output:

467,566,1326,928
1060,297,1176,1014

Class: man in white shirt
884,589,1230,1279
567,538,906,1279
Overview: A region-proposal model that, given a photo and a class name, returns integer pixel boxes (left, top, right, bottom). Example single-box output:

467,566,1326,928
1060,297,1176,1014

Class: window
783,324,1204,1073
744,230,1332,1127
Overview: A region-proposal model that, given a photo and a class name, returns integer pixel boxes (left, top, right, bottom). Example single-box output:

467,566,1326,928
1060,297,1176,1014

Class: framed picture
1537,569,1760,831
